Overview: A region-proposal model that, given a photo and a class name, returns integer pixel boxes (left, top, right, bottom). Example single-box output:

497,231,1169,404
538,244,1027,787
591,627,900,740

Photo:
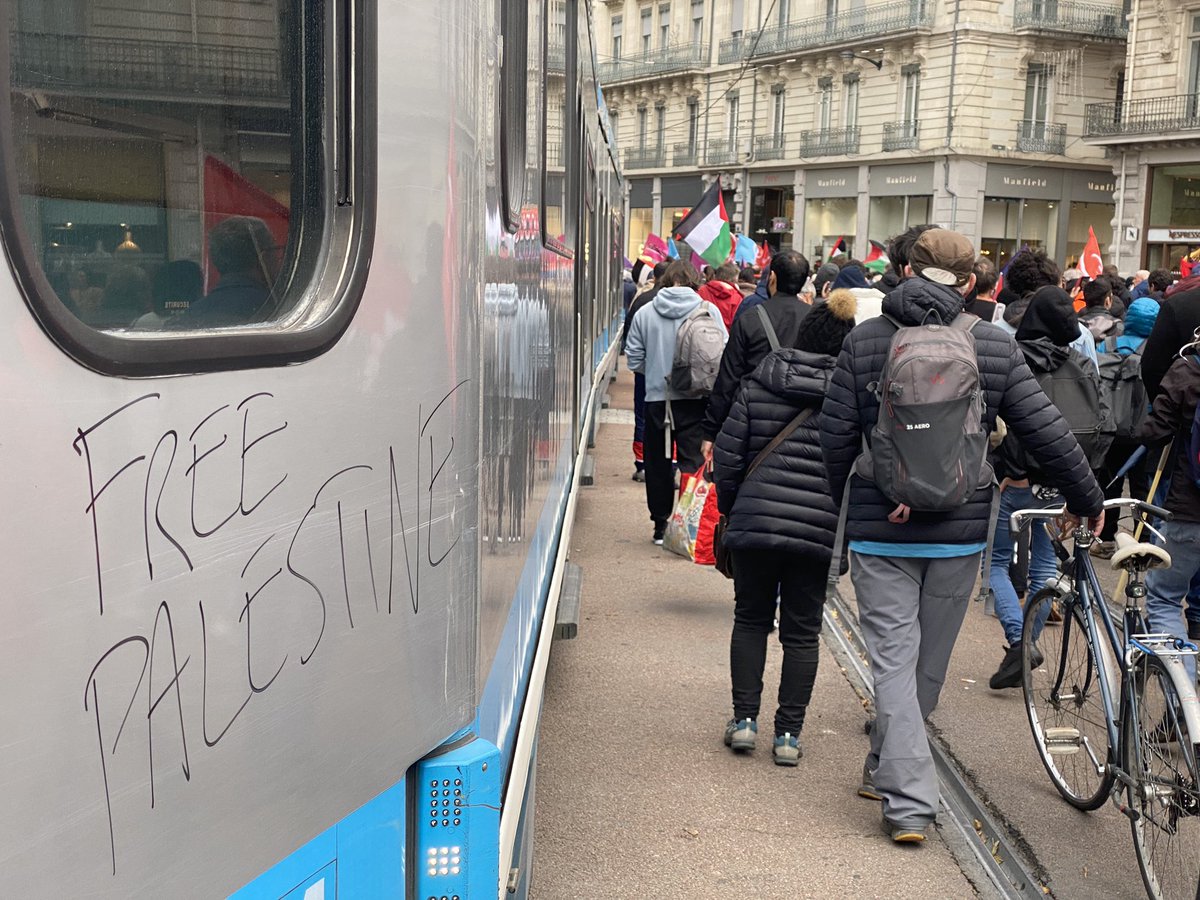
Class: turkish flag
1080,226,1104,280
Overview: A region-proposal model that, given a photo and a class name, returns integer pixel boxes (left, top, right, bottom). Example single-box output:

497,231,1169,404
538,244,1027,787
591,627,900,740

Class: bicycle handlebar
1008,498,1173,535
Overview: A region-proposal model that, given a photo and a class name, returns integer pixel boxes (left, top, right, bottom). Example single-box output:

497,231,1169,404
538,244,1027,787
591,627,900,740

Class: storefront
1145,164,1200,272
660,175,705,245
867,163,933,243
1063,170,1115,267
748,171,796,252
980,164,1115,270
803,166,858,261
981,165,1062,268
627,178,653,259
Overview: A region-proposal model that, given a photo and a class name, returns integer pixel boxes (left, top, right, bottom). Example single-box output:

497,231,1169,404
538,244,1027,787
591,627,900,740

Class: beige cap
910,229,976,287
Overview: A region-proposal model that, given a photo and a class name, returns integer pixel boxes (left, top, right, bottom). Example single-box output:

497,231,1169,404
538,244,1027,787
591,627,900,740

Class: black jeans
730,548,826,736
642,398,707,526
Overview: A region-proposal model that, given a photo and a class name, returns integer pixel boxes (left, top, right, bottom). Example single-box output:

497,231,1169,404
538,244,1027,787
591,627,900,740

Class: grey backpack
669,305,726,397
1097,336,1147,440
859,313,992,511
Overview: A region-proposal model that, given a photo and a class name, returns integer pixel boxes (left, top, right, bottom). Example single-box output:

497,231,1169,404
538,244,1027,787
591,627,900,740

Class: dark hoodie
821,277,1104,544
713,349,837,557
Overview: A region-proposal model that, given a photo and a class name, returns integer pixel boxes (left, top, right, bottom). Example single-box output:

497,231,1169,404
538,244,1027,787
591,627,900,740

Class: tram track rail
823,589,1052,900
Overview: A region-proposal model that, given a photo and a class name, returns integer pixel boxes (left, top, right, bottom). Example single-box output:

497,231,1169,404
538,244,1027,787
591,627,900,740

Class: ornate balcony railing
705,138,739,166
1016,120,1067,153
624,145,667,169
800,126,860,157
11,30,284,100
755,133,788,160
1013,0,1126,38
673,142,699,166
740,1,933,61
597,43,709,85
882,119,919,151
1085,94,1200,138
717,34,749,64
547,40,565,73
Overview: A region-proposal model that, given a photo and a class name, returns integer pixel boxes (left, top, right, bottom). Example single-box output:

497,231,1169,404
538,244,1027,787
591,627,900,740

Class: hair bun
825,289,858,321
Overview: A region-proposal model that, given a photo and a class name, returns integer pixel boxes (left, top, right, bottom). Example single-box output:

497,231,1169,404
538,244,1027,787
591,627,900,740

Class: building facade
598,0,1127,269
1086,0,1200,274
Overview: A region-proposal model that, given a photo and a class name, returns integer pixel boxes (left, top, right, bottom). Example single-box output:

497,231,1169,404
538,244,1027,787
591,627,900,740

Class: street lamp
839,49,883,70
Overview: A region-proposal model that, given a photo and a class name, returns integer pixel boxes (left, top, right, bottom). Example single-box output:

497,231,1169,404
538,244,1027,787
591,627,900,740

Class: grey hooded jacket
625,286,727,402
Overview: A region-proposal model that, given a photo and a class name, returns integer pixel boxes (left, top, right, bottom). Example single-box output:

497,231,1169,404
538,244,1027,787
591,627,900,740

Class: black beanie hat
795,289,857,355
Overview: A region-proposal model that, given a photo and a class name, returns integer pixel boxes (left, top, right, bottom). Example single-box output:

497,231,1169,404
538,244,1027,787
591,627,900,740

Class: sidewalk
530,368,977,899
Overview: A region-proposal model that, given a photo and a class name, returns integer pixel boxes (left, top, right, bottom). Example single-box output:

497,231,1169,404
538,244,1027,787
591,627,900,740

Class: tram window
499,0,528,231
2,0,371,374
543,0,574,256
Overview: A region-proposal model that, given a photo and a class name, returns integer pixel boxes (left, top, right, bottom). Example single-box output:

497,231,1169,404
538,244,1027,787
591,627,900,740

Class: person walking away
987,286,1109,688
700,251,813,455
1092,296,1160,556
1078,278,1123,342
997,249,1099,372
699,263,745,329
1136,348,1200,678
736,266,758,299
625,260,728,543
1103,263,1132,309
966,257,999,322
830,262,885,320
1141,267,1200,399
820,229,1104,842
714,290,858,765
881,224,940,297
623,261,670,482
1130,269,1151,300
1146,268,1173,302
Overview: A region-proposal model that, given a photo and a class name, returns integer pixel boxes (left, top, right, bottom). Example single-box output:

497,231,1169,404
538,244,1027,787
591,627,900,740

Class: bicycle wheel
1124,654,1200,900
1022,587,1115,810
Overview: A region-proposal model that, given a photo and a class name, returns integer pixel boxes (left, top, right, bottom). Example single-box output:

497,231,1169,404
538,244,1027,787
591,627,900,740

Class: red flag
203,156,289,293
755,241,772,269
1080,227,1104,280
863,239,886,265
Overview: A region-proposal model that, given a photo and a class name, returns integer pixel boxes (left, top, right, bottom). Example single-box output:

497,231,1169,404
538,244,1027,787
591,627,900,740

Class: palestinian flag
674,182,732,268
829,236,848,258
863,239,888,273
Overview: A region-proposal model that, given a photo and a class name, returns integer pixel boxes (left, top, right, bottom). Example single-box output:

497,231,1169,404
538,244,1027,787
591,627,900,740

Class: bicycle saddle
1109,532,1172,571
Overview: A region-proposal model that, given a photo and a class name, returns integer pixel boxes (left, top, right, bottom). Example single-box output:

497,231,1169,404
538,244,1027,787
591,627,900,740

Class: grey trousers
850,550,980,826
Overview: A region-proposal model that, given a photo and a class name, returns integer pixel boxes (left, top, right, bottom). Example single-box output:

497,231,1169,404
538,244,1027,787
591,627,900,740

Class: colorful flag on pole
643,233,669,263
734,233,757,265
674,182,733,268
1080,226,1104,280
667,238,679,259
828,236,848,259
863,239,888,273
755,241,772,270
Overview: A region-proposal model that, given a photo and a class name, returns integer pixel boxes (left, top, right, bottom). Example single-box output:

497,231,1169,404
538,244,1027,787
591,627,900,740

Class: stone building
598,0,1127,268
1086,0,1200,273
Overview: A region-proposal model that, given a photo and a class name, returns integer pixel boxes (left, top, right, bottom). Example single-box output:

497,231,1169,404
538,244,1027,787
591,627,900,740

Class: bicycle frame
1012,499,1200,802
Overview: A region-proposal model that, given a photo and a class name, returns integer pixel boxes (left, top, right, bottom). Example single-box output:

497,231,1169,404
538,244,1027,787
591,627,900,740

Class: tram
0,0,622,897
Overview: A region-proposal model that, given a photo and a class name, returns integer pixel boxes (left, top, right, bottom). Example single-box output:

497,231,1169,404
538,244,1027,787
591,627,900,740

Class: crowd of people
620,225,1200,843
48,215,282,331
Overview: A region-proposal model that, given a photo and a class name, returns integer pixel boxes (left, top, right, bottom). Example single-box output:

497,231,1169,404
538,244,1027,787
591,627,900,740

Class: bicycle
1011,497,1200,900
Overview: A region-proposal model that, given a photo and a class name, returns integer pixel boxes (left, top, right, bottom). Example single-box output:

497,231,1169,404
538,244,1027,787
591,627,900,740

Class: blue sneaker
723,717,757,752
773,732,802,766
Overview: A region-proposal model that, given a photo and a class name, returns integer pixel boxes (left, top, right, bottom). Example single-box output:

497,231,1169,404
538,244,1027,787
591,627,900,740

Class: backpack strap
746,407,815,480
755,304,781,352
1103,335,1119,354
950,312,982,333
975,484,1003,604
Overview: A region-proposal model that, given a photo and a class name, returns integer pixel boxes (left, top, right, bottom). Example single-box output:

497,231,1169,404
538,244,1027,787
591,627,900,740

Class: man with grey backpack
626,260,728,544
820,229,1105,844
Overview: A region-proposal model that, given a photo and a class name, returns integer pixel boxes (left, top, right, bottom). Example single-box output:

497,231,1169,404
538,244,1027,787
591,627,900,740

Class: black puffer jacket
820,278,1104,544
701,293,811,441
713,349,836,558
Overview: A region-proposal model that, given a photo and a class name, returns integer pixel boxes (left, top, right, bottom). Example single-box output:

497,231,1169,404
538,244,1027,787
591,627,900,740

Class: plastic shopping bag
693,476,721,567
662,466,711,561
